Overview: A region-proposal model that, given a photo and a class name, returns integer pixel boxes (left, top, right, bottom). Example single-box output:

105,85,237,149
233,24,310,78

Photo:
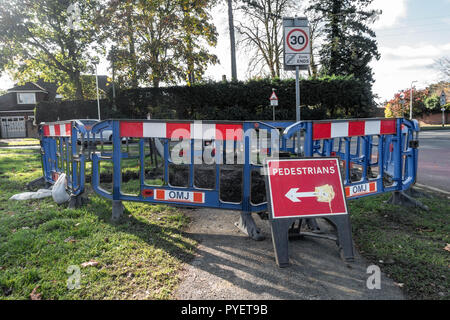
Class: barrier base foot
326,215,355,263
235,212,265,241
387,190,429,211
68,194,88,209
26,176,46,191
112,200,124,221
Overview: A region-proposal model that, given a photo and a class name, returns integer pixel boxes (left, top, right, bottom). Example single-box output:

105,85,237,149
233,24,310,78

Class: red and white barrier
312,119,396,140
120,121,244,141
43,123,72,137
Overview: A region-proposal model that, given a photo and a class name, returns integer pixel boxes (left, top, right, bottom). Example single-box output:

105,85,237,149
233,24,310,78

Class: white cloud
370,0,408,29
372,42,450,102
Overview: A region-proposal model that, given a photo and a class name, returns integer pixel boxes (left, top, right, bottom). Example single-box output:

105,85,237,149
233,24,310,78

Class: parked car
75,119,113,144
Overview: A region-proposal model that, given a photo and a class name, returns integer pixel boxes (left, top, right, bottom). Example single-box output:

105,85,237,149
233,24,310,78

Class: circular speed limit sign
284,27,310,54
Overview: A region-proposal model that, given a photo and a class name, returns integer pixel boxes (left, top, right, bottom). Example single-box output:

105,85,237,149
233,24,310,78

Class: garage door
1,117,26,138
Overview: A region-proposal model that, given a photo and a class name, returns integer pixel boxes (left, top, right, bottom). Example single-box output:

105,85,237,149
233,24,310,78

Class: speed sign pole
283,17,310,155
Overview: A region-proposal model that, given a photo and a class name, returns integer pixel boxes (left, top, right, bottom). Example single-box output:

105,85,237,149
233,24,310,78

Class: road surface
417,130,450,192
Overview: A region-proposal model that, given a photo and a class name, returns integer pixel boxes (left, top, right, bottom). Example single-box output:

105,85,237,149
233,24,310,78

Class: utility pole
111,46,117,111
227,0,237,81
94,62,101,120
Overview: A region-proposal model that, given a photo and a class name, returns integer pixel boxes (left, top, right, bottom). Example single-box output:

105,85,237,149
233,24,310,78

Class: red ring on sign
286,28,309,52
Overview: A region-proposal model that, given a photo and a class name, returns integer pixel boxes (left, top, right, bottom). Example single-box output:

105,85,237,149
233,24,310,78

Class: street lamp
410,80,417,120
93,60,101,120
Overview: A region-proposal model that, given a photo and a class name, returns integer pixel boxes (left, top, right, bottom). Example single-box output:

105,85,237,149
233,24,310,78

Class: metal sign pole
296,66,301,154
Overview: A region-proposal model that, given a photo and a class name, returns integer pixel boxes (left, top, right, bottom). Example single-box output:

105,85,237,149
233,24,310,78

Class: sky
1,0,450,104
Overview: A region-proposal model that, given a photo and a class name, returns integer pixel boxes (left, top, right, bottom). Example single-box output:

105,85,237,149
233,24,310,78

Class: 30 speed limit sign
284,26,310,67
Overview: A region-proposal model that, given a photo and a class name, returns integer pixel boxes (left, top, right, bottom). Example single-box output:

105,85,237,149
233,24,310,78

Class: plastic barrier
282,118,419,199
39,120,89,206
90,118,419,213
88,117,419,265
90,120,295,238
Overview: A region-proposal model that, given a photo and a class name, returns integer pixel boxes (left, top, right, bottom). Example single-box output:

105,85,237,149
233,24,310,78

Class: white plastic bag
52,173,71,204
9,189,53,201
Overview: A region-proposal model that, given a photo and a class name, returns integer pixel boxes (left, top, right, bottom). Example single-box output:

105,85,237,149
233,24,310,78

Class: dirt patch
175,208,406,300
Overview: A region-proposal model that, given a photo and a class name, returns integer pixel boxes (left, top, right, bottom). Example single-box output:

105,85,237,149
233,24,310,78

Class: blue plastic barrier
39,120,89,200
89,120,294,214
89,118,419,210
282,118,419,199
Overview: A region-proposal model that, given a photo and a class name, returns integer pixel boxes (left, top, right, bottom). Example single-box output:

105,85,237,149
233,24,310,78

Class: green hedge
36,76,377,123
35,99,118,124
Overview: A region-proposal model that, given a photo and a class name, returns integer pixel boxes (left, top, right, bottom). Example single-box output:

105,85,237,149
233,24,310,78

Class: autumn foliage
384,88,429,118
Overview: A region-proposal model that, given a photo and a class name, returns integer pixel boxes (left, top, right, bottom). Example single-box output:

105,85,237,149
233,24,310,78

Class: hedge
36,76,377,123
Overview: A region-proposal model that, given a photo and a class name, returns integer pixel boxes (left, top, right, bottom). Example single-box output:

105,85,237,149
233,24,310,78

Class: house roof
7,82,48,92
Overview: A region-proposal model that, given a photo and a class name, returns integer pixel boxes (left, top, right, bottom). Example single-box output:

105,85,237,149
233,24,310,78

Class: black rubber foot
68,194,89,209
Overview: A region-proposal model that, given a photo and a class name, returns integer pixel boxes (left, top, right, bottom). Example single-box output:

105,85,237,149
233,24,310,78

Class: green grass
0,138,40,146
420,124,450,131
349,193,450,300
0,149,196,300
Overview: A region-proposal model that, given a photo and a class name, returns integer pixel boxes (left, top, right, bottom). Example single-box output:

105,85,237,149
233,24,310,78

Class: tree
307,0,380,84
235,0,299,78
57,75,111,100
103,0,218,88
384,88,428,118
433,56,450,81
424,95,440,112
0,0,103,99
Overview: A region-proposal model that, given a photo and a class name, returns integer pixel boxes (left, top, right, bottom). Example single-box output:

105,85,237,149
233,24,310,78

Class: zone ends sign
283,17,310,70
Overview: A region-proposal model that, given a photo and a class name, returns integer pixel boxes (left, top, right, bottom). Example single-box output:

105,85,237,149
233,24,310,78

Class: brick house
0,79,58,138
0,76,110,138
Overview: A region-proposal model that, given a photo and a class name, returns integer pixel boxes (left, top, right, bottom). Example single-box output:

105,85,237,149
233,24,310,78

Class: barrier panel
39,120,90,207
90,119,295,240
88,117,419,266
282,118,419,198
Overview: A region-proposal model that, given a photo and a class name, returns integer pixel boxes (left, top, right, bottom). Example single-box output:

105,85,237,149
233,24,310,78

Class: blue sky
1,0,449,103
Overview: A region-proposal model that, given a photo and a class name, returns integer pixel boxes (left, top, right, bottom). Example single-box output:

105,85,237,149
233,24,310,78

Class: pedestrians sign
265,158,348,219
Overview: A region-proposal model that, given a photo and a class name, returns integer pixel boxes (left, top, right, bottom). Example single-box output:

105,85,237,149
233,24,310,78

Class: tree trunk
227,0,237,81
329,0,341,75
72,71,84,100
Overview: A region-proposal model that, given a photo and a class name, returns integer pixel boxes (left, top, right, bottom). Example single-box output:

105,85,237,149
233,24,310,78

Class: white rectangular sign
285,53,310,66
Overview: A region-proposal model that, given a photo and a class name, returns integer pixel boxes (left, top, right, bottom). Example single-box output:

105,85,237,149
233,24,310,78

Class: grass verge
348,192,450,300
419,125,450,131
0,148,196,300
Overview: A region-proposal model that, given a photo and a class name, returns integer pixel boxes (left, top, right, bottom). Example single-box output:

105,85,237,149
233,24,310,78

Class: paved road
417,130,450,192
175,209,404,300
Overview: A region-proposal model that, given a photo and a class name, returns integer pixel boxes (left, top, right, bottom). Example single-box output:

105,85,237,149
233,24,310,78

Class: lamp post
410,80,417,120
93,61,101,120
400,92,405,115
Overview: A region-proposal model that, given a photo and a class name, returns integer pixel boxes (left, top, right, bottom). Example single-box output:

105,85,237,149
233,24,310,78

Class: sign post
441,91,447,127
265,158,354,267
283,17,310,155
269,90,278,121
